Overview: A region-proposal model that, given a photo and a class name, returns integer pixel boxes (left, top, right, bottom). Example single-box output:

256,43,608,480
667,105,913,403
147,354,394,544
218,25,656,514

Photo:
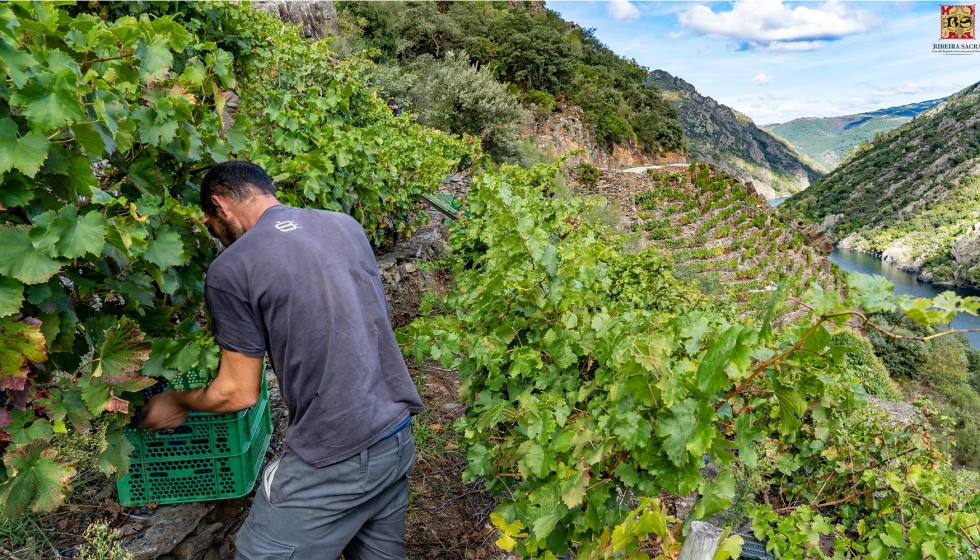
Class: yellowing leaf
92,317,151,384
1,440,75,520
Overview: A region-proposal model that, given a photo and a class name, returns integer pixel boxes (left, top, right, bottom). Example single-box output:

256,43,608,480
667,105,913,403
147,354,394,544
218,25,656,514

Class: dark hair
386,99,397,106
200,161,275,215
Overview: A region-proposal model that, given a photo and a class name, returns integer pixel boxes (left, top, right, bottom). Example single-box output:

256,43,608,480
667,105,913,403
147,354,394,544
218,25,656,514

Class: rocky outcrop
253,1,340,39
648,70,825,198
788,220,834,255
527,106,686,170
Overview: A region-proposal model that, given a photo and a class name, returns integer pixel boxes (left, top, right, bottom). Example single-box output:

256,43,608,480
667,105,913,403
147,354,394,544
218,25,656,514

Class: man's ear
211,194,234,218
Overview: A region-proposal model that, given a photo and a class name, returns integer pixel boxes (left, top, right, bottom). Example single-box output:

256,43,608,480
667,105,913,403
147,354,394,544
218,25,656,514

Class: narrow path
621,163,691,173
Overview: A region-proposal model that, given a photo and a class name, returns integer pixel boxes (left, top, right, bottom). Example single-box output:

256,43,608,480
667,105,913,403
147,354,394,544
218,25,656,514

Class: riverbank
831,247,980,348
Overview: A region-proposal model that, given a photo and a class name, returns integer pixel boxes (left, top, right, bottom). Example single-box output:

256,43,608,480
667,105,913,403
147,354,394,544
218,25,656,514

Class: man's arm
141,350,264,430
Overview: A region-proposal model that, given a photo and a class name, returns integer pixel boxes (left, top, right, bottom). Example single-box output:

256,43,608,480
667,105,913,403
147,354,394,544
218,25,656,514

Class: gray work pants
233,429,415,560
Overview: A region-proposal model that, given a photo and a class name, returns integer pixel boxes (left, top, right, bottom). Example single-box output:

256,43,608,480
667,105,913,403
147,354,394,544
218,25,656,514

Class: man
142,161,424,559
386,99,402,117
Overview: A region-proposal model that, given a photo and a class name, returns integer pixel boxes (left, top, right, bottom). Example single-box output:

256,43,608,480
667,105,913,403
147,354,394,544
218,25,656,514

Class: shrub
411,51,529,164
866,312,929,379
830,330,903,400
578,161,600,187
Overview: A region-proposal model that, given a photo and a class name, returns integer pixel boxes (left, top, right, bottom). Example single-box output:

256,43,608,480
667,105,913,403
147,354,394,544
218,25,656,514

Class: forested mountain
765,99,942,170
335,1,683,165
782,80,980,287
648,70,825,198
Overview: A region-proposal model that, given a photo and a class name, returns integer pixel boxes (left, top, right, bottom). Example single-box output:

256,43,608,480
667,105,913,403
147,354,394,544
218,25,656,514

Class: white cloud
607,0,641,23
872,81,943,96
678,0,878,50
744,40,826,52
749,72,772,85
668,31,684,40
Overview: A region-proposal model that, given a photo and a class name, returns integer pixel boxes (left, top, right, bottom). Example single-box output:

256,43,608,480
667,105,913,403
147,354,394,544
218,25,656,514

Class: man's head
386,99,398,109
200,161,278,247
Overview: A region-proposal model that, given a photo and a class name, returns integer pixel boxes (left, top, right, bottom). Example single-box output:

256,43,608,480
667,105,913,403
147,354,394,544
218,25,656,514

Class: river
768,197,980,347
830,248,980,348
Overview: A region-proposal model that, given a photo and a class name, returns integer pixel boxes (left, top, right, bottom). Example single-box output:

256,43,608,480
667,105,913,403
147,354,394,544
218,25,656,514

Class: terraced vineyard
597,163,845,307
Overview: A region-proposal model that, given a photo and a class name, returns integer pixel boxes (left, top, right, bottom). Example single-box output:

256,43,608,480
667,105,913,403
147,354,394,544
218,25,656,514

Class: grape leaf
0,315,46,390
59,389,91,432
0,39,38,88
9,73,85,131
696,326,742,395
30,205,107,259
0,226,63,284
713,532,744,560
774,381,807,437
0,171,35,208
0,118,51,178
135,35,173,82
0,276,24,317
79,376,112,416
92,317,151,384
142,224,186,269
97,418,134,478
69,123,106,156
132,106,180,147
846,272,897,314
1,440,75,519
694,468,735,519
654,398,715,467
6,408,53,445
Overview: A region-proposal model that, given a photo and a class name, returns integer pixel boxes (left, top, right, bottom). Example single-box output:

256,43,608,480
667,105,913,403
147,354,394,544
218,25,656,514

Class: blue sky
549,1,980,123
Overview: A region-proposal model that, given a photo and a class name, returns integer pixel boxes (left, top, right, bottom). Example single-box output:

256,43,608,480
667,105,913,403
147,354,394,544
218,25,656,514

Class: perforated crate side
117,408,273,507
127,383,270,462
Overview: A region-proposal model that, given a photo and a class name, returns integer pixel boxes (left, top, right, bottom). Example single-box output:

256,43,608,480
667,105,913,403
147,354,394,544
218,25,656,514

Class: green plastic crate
117,370,273,506
118,430,270,506
123,380,269,461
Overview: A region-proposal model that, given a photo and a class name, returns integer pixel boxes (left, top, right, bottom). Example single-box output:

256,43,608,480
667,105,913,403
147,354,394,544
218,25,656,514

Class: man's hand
141,391,192,430
139,351,264,431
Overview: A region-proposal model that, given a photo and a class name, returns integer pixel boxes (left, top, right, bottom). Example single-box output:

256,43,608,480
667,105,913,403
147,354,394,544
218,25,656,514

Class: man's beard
207,215,245,248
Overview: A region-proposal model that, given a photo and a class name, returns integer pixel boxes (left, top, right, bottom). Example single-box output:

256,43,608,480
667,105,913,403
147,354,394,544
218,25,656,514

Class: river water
767,198,980,347
830,248,980,348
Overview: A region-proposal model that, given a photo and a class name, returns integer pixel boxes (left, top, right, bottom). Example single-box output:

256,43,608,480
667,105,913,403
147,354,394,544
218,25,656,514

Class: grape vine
0,2,471,519
403,160,980,558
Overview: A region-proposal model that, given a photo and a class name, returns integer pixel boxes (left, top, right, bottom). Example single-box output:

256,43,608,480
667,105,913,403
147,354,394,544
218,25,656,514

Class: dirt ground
403,360,503,560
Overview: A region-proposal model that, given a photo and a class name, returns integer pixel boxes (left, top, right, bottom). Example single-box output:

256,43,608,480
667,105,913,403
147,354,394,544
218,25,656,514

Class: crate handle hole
194,468,212,475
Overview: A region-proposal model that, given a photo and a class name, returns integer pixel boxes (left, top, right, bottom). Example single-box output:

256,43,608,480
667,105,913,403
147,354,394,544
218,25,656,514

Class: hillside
781,80,980,287
574,163,841,306
336,1,683,166
648,70,826,199
765,99,942,170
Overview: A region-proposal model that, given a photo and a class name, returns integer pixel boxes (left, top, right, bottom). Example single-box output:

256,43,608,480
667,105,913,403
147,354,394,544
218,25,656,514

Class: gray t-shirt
204,204,424,467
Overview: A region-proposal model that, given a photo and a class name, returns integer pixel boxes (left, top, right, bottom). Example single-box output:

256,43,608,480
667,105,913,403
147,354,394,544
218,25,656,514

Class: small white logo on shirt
275,220,301,232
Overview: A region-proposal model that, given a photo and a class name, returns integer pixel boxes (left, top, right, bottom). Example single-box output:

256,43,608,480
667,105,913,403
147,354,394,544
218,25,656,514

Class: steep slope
570,163,842,310
781,81,980,287
648,70,825,199
765,99,942,170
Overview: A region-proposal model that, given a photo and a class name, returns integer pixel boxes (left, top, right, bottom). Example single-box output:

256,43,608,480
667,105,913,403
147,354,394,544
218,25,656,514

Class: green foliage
408,51,529,164
76,521,133,560
403,159,980,558
337,1,684,153
830,329,903,400
866,312,929,379
577,161,600,187
0,2,470,518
